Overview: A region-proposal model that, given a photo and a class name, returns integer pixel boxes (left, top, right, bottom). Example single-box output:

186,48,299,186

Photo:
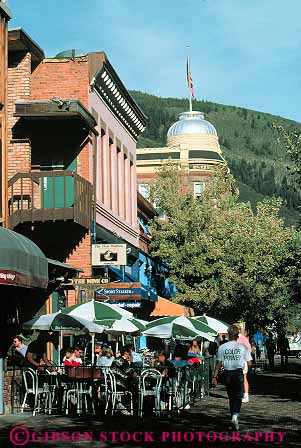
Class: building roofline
0,1,12,20
137,191,158,218
8,27,45,62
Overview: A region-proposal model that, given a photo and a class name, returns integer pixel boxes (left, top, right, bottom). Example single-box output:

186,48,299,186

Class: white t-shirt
217,341,252,370
97,356,114,367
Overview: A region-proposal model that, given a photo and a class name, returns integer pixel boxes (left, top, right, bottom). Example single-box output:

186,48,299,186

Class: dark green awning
0,228,48,289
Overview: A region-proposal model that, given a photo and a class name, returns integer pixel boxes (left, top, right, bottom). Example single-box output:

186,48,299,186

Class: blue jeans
224,369,244,416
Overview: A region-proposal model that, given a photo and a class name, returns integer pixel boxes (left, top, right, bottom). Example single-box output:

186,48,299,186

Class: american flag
186,57,195,99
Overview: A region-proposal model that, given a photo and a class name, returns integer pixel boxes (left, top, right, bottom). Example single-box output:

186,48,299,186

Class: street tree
150,163,301,328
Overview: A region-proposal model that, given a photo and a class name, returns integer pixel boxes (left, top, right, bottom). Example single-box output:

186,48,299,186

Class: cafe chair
138,369,162,417
21,368,52,416
104,370,133,416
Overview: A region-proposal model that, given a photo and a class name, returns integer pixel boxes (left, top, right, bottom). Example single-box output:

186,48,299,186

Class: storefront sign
92,244,127,266
110,301,142,309
0,270,17,284
72,277,110,285
95,282,142,301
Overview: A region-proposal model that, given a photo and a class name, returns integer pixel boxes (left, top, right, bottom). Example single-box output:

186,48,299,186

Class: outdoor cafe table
36,366,102,414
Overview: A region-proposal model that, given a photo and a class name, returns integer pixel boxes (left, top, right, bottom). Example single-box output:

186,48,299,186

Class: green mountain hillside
131,90,301,225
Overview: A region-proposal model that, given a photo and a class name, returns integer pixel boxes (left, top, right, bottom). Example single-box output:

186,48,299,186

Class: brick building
6,29,151,312
0,0,10,225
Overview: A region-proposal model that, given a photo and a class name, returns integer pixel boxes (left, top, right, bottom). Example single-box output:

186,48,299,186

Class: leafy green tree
274,125,301,188
150,164,300,328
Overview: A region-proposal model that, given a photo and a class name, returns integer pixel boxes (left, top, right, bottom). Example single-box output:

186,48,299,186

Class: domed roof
55,49,86,59
167,111,217,137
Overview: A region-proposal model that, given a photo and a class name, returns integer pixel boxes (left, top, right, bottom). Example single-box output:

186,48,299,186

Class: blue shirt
16,344,28,357
253,332,264,347
171,359,190,367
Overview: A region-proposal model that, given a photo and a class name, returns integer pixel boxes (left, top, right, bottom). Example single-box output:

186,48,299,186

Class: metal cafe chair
167,367,191,412
21,368,52,416
64,380,95,415
138,368,162,417
104,370,133,416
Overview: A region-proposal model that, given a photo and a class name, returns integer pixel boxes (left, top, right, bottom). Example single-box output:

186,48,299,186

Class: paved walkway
0,370,300,448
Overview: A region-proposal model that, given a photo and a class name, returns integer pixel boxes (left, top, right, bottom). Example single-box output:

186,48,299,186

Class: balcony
8,171,93,230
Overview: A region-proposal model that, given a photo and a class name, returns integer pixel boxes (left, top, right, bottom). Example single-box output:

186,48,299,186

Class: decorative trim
93,63,147,141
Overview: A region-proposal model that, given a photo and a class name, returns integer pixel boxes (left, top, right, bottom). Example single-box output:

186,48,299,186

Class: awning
0,227,48,289
150,296,195,317
47,258,83,273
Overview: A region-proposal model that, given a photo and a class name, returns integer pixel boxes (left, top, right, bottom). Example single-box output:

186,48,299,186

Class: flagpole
186,46,193,112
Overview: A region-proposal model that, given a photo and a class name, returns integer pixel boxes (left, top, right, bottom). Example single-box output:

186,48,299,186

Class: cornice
92,62,147,141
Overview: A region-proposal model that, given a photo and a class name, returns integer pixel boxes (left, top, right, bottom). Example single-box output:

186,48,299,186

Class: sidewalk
0,371,300,448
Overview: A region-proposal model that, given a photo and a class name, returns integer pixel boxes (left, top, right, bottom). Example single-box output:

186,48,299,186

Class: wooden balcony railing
8,171,93,230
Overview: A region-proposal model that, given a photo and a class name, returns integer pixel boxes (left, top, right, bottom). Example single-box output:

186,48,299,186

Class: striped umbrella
61,299,133,321
193,315,229,333
22,312,104,334
143,315,217,341
96,317,146,335
61,300,132,363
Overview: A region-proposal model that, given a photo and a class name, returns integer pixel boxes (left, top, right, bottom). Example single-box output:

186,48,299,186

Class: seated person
64,351,82,367
94,343,102,364
110,345,135,415
73,346,83,365
8,335,28,366
13,335,28,357
171,344,191,367
152,351,169,378
26,332,55,371
111,345,135,390
97,346,114,368
187,340,204,364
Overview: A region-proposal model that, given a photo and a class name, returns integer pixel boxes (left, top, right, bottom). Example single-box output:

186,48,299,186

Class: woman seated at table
187,340,204,364
96,346,114,368
64,351,82,367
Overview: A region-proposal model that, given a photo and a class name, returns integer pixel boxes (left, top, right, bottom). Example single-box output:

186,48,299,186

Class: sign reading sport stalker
91,244,127,266
95,282,142,301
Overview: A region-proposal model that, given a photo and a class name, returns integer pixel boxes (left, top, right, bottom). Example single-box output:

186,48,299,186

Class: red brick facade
7,52,31,180
7,52,92,291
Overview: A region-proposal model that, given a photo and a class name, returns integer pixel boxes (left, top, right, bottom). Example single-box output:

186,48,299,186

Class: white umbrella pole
91,333,95,365
58,330,63,365
116,337,119,354
133,336,137,352
200,338,204,355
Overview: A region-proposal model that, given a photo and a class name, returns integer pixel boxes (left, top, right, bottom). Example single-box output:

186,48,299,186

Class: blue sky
9,0,301,122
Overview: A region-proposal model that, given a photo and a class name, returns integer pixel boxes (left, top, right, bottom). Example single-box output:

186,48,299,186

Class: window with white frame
138,183,150,199
193,181,204,196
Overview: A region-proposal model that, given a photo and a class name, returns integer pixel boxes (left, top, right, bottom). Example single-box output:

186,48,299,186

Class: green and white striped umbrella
193,315,229,334
143,315,217,341
96,317,146,335
61,299,133,322
22,311,104,334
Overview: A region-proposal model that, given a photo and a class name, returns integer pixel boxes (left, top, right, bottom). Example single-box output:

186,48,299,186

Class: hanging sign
92,244,127,266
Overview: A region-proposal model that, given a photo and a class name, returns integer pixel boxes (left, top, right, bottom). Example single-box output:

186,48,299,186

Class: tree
150,164,301,328
274,125,301,189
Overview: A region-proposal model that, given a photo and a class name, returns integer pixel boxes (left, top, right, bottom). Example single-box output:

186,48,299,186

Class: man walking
212,325,252,430
234,323,251,403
